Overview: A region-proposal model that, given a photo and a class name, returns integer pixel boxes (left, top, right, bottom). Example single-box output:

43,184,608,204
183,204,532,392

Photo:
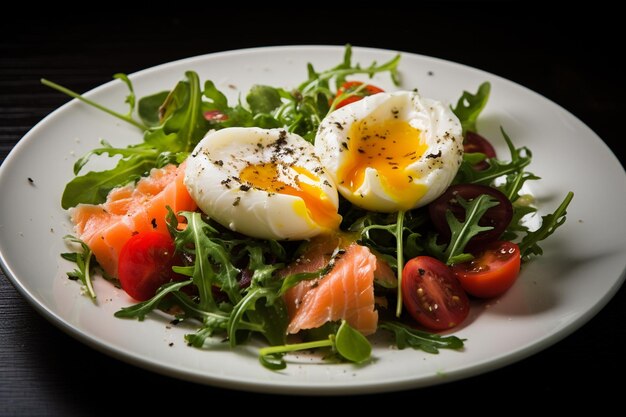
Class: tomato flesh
401,256,470,330
428,184,513,248
452,241,521,298
118,232,183,301
333,81,384,109
464,131,496,171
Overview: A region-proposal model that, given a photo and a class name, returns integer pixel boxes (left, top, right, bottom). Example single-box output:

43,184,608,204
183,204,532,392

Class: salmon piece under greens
281,235,384,335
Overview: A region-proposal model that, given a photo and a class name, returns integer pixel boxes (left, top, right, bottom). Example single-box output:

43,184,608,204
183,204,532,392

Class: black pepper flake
169,342,174,347
408,175,413,182
151,218,157,228
323,180,331,187
214,160,224,166
341,142,349,150
357,148,365,154
334,121,344,130
170,319,181,326
240,184,251,191
418,268,425,276
427,71,434,76
426,151,442,159
27,177,34,184
233,197,241,206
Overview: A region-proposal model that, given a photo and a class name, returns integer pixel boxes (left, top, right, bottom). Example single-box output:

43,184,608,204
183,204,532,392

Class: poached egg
315,91,463,212
185,127,341,240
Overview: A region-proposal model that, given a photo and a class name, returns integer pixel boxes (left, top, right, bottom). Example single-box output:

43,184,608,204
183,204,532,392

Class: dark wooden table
2,9,625,415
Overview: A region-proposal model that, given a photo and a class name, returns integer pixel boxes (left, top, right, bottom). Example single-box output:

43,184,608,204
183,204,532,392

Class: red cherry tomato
333,81,384,109
204,110,229,121
452,241,521,298
118,232,183,301
464,131,497,171
428,184,513,248
401,256,470,330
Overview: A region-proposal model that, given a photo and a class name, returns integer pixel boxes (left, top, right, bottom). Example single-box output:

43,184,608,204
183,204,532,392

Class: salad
47,46,573,370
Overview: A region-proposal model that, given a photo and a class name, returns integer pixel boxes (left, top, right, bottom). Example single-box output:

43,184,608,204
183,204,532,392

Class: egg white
184,127,341,240
315,91,463,212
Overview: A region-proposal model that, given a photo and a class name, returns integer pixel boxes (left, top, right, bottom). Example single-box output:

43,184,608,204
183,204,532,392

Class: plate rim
1,44,625,395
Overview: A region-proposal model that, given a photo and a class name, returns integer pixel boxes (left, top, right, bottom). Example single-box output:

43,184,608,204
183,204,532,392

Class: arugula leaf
258,320,371,370
519,191,573,260
227,246,287,346
138,91,169,127
61,154,156,209
170,211,240,310
114,280,193,320
41,77,147,130
113,73,136,118
455,127,532,187
247,85,282,113
424,194,499,265
62,235,96,299
203,80,229,110
451,81,490,134
379,321,465,353
160,71,209,153
443,194,500,264
333,320,371,363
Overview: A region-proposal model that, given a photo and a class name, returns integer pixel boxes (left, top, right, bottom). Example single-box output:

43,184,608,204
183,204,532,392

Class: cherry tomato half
452,241,521,298
464,131,496,171
118,232,184,301
333,81,384,109
428,184,513,248
402,256,470,330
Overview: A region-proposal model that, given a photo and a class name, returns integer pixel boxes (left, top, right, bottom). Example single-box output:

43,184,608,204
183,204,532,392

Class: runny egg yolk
338,118,429,210
239,163,341,230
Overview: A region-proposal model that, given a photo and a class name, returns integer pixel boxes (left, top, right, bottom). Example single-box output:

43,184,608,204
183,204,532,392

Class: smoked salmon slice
69,162,197,277
282,236,380,336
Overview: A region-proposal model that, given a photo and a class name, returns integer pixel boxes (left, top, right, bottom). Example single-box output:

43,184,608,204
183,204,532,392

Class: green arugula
455,127,533,189
379,321,465,353
451,81,491,134
519,191,573,260
61,235,96,299
441,194,500,264
259,320,371,370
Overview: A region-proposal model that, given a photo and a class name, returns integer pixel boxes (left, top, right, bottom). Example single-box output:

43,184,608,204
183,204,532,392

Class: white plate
1,46,625,394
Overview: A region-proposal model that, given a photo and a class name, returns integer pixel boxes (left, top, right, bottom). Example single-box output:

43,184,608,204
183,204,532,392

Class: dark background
2,6,625,415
